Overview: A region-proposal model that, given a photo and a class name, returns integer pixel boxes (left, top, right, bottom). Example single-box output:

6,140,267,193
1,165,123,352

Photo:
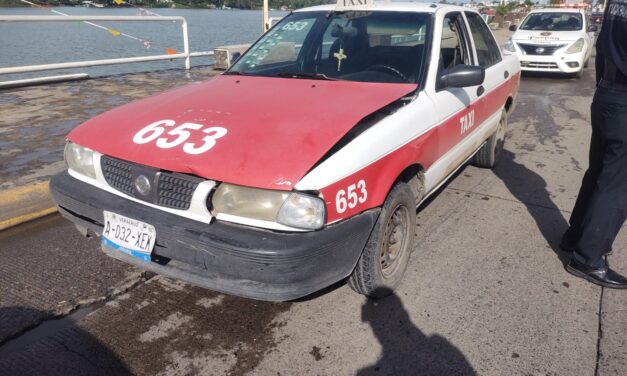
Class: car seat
325,23,370,75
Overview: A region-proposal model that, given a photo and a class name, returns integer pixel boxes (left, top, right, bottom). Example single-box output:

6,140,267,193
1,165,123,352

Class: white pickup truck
51,1,521,301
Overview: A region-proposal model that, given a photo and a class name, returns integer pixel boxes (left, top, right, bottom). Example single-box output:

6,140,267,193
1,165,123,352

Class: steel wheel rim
380,204,410,279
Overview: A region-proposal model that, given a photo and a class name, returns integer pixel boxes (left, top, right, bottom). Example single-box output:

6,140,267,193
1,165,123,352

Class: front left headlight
212,183,325,230
64,141,96,179
566,38,585,54
503,38,516,53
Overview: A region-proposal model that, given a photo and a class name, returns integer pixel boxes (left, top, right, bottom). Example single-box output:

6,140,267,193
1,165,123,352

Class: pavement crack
50,336,100,370
594,287,604,376
519,90,591,98
445,187,572,214
73,270,154,308
0,270,153,352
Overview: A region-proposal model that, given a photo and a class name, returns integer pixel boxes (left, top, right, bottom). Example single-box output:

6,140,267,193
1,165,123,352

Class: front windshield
520,12,583,31
228,11,432,84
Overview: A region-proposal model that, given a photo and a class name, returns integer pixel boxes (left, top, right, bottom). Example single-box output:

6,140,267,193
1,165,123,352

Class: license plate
102,211,156,262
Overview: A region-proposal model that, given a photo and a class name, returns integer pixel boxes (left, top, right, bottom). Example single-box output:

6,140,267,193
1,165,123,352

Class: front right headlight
211,183,325,230
503,38,516,53
64,141,96,179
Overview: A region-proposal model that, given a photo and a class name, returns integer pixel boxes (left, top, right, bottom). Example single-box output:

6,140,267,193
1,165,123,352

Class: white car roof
295,2,473,14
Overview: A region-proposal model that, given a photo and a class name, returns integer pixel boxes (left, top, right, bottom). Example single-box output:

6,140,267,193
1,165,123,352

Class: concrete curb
0,181,57,231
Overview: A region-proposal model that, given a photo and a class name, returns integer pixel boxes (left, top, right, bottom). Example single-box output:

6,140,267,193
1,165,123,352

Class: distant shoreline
0,2,294,10
0,5,284,10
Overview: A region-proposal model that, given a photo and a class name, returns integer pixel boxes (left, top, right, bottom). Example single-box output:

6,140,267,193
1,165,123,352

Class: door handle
477,85,485,96
504,70,510,79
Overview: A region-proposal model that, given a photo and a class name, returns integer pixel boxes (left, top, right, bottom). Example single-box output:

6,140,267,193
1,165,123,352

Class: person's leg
562,91,606,247
573,88,627,267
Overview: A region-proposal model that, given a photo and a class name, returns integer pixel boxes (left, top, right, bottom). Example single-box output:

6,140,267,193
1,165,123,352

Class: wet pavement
1,54,626,375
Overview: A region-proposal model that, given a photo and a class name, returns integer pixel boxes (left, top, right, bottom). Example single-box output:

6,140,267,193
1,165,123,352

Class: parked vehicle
51,1,521,301
589,12,604,26
504,7,596,78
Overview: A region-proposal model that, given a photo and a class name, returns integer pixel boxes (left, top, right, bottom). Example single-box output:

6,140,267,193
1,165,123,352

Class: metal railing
0,15,214,76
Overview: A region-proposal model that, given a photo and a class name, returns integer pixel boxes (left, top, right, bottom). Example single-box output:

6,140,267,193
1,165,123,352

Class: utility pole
263,0,269,32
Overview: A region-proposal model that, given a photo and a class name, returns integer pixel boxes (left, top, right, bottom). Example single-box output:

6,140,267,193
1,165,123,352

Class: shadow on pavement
357,290,476,376
0,306,130,376
521,71,579,80
493,150,571,266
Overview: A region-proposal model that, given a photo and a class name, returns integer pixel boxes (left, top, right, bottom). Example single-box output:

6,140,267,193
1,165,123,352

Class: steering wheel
365,64,408,82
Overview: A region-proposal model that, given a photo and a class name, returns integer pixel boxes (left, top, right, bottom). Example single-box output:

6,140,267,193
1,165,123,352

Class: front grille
157,174,198,210
517,43,566,56
101,157,134,195
101,156,201,211
520,61,559,69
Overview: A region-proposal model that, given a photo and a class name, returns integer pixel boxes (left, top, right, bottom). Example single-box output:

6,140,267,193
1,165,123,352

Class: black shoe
566,259,627,289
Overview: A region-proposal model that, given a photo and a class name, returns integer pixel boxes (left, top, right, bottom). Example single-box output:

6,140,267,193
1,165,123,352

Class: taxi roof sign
336,0,375,11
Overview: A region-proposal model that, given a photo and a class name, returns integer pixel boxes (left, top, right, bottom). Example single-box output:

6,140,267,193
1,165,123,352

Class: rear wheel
473,111,507,168
348,182,417,298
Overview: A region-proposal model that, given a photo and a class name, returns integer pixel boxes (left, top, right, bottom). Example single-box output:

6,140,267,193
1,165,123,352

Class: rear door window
465,12,502,68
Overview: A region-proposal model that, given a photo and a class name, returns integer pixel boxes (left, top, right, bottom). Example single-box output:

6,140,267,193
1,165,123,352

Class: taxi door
464,11,509,131
427,11,479,167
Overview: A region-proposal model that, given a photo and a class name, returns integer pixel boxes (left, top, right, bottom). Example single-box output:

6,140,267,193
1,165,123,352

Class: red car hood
69,75,416,190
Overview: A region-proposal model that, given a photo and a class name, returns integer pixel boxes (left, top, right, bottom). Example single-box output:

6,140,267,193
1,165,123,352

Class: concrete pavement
1,57,626,375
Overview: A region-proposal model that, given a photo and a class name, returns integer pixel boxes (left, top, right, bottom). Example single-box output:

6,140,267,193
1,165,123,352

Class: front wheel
473,111,507,168
348,182,417,298
574,67,584,79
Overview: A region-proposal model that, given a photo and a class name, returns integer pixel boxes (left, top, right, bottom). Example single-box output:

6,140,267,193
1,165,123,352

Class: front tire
348,182,417,298
473,111,507,168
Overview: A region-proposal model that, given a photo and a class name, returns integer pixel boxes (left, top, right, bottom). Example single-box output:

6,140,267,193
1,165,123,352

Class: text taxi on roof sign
50,1,521,301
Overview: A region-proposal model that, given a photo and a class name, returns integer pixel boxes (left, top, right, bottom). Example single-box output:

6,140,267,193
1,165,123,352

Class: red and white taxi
51,1,520,301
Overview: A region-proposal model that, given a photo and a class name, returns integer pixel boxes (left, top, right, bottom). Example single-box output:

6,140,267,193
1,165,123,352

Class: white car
51,1,520,301
504,8,596,78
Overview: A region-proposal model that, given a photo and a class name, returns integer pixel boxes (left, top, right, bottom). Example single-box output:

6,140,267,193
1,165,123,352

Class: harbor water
0,6,288,81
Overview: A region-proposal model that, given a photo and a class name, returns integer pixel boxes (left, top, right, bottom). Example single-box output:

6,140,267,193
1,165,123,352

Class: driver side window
439,13,472,73
238,19,315,69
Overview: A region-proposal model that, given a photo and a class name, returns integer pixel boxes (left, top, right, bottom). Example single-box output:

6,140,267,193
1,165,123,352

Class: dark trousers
564,85,627,268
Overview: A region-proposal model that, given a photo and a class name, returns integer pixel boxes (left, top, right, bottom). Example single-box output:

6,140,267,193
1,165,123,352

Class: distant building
81,1,105,7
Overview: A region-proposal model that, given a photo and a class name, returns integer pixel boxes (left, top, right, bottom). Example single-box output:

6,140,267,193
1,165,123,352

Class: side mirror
588,25,598,32
438,65,485,89
509,24,518,31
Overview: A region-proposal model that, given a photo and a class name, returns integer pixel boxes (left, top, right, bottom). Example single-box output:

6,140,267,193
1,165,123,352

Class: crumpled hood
68,75,416,190
512,29,584,43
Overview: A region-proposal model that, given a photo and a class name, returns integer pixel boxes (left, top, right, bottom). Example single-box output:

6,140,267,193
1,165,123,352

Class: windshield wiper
275,72,338,81
223,71,255,76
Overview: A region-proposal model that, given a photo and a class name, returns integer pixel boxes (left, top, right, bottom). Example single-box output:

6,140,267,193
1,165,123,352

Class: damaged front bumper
50,171,379,301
